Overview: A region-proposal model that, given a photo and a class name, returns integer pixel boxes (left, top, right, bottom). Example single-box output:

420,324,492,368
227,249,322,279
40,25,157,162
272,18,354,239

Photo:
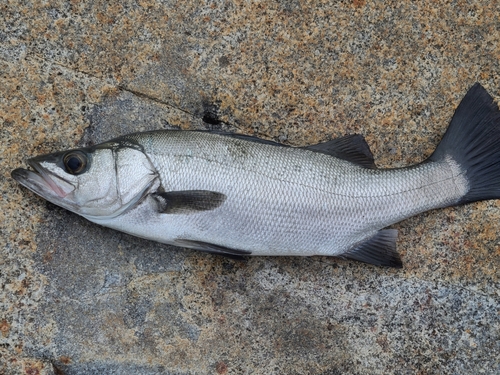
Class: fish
11,83,500,267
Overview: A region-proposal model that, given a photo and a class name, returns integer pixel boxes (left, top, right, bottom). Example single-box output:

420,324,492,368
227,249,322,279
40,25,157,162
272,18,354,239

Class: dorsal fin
205,131,376,168
304,134,376,168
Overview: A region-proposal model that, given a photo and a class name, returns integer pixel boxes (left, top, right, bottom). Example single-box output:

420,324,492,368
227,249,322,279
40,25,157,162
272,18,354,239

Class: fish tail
429,83,500,204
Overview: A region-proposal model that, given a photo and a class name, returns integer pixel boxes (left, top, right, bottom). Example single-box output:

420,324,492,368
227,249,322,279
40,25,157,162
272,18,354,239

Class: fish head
11,141,159,219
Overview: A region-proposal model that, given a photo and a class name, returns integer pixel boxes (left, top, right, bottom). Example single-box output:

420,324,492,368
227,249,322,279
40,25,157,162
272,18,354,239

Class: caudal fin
430,83,500,204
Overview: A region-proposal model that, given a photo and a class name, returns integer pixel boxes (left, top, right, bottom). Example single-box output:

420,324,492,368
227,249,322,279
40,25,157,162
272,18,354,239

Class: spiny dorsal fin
340,229,402,267
153,190,226,214
207,130,376,168
305,134,376,168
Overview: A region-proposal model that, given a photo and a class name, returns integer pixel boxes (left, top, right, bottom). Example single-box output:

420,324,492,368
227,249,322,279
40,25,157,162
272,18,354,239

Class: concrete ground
1,1,499,374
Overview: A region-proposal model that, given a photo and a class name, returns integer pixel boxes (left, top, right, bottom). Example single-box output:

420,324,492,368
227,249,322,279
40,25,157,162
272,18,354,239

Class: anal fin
341,229,402,268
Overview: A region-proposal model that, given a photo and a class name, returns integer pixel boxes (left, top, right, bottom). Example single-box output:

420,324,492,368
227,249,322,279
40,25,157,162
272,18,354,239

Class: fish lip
11,157,76,205
26,158,70,198
11,167,65,206
11,167,48,192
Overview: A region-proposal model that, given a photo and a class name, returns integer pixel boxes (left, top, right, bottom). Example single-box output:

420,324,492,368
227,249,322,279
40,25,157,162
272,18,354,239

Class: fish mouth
11,158,76,207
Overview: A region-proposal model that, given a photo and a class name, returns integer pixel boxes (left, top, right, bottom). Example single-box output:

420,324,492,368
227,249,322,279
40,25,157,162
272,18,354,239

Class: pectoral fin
340,229,402,267
175,239,251,259
153,190,226,214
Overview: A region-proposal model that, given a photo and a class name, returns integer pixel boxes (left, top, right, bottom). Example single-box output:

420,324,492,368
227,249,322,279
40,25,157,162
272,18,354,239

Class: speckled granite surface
1,1,499,374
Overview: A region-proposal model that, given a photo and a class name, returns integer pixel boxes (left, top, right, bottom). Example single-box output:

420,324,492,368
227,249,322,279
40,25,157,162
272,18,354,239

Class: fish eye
63,151,87,175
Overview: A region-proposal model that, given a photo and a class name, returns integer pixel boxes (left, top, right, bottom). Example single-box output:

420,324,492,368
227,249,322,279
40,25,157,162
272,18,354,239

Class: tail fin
429,83,500,204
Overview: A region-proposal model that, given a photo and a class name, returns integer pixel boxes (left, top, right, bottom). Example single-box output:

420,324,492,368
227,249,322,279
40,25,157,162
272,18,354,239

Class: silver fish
11,83,500,267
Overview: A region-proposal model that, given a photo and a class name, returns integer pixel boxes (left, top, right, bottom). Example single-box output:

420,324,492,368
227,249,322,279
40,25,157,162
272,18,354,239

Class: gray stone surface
1,1,499,374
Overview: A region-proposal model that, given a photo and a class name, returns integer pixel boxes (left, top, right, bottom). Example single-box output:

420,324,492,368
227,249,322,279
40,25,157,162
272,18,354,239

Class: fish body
92,131,465,257
11,84,500,267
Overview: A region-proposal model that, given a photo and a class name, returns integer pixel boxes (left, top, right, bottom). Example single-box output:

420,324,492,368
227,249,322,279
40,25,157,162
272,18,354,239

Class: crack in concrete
116,85,195,118
17,53,205,123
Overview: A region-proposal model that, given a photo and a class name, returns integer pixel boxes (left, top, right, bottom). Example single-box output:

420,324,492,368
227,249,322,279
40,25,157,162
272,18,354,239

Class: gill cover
110,144,159,218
